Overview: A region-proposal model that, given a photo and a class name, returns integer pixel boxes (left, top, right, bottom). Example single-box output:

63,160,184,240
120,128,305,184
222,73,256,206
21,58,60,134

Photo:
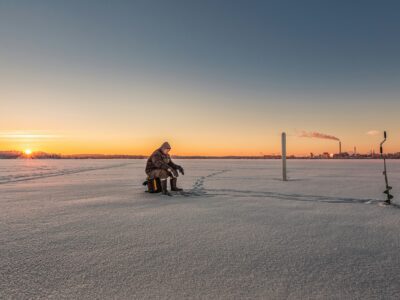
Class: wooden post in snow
282,132,287,181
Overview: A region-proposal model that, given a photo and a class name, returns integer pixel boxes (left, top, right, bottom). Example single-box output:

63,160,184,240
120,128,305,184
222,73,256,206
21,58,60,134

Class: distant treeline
0,151,146,159
1,151,400,159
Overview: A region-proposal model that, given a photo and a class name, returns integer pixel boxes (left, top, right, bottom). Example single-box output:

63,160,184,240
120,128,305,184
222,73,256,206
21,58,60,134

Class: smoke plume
298,131,340,141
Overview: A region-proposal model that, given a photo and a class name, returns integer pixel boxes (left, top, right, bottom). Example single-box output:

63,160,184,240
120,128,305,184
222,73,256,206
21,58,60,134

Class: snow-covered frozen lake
1,159,399,299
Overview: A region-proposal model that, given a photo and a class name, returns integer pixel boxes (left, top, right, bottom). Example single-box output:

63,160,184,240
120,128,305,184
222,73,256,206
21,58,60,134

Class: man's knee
148,169,167,180
161,170,170,179
158,169,169,179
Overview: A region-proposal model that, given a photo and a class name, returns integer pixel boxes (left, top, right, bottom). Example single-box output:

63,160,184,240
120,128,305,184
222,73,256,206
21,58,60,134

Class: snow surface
1,159,399,299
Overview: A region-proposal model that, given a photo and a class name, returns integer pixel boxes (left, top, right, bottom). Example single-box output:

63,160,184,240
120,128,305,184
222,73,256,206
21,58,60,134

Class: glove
168,168,178,178
178,166,185,175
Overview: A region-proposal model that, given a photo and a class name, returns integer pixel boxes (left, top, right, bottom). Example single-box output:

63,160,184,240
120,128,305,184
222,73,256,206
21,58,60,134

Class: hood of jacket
159,142,171,151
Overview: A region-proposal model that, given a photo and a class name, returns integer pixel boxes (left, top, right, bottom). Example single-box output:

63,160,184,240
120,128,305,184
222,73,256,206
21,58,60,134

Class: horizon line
1,149,400,159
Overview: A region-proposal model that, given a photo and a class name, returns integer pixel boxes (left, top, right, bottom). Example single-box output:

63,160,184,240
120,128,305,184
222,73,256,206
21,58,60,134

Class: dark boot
161,179,172,196
170,178,183,191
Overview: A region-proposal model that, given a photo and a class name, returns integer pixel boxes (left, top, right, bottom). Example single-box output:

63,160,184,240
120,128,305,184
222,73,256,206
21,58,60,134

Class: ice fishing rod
380,131,393,205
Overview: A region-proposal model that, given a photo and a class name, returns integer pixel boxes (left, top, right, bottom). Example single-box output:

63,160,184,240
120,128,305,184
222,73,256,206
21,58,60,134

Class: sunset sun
24,149,32,155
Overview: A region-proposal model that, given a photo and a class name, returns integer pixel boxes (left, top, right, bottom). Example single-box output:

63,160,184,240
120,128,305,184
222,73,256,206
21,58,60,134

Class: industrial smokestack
298,131,342,154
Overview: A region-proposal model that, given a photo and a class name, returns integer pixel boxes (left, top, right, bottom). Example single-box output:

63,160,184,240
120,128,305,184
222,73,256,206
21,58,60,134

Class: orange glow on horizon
1,130,398,157
1,140,397,157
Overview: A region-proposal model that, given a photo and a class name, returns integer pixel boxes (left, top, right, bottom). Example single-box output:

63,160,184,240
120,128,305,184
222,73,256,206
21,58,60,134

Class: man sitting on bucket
145,142,184,196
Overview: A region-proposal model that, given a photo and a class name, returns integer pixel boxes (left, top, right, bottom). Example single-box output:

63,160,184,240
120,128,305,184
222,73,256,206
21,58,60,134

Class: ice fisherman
145,142,184,196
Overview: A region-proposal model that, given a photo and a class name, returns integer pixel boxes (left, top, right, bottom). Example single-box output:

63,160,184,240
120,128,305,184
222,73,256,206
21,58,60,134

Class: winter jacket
145,142,180,174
